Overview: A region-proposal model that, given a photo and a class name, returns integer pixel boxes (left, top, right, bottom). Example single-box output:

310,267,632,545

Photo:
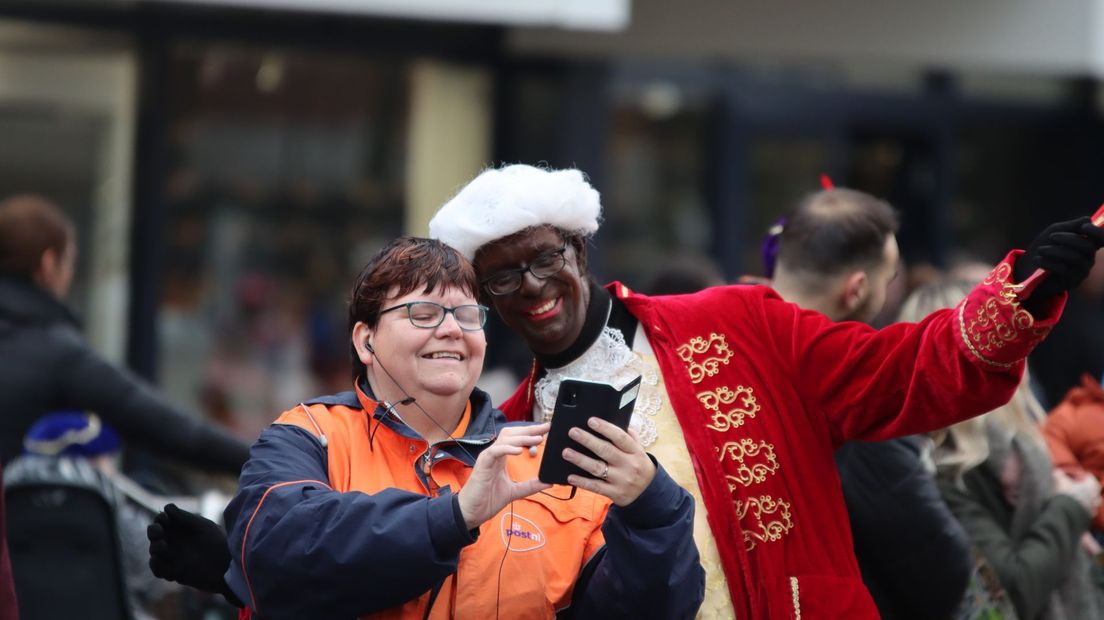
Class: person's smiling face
473,226,591,356
367,285,486,400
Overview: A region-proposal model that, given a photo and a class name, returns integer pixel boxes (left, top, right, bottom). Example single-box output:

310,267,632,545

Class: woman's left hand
563,417,656,507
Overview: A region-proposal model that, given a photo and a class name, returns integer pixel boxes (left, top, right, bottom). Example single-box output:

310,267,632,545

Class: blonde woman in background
900,280,1104,620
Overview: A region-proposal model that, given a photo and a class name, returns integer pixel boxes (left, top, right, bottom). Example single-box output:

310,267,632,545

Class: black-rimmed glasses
481,244,568,296
379,301,488,331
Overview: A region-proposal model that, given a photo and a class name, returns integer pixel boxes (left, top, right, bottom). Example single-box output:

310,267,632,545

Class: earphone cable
367,351,483,463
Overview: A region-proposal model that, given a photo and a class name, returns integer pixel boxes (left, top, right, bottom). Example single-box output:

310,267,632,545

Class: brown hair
0,194,74,278
348,237,478,378
777,188,898,284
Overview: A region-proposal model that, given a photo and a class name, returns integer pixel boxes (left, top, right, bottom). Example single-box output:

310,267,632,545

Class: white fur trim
428,164,602,259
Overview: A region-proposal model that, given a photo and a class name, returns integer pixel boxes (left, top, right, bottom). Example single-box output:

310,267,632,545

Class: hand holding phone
538,375,642,485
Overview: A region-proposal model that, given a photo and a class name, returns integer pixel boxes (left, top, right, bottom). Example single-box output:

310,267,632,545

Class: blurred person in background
642,254,726,296
0,194,248,617
5,412,177,619
771,188,900,325
218,236,702,618
1042,373,1104,536
1029,248,1104,408
902,280,1104,620
771,188,973,620
429,163,1104,619
0,194,249,470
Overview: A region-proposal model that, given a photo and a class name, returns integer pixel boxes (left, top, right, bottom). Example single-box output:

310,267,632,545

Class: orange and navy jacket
223,380,703,619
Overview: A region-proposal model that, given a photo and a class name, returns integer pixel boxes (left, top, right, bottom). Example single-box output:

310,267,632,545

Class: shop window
161,45,408,438
746,136,829,276
606,91,712,290
0,107,100,314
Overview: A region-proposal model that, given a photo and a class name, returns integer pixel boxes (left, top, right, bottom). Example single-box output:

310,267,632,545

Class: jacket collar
353,376,505,459
0,275,79,329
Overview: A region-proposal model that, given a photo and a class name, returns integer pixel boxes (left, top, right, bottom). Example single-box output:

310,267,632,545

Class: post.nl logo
499,512,546,552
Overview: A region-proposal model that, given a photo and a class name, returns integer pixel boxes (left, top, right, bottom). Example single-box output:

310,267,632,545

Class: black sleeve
53,329,249,474
837,437,971,620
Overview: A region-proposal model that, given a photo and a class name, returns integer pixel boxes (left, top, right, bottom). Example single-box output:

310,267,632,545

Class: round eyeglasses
481,244,568,296
378,301,488,331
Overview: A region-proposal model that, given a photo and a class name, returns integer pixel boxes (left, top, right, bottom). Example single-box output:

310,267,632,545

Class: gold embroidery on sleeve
735,495,793,550
957,303,1014,369
957,262,1041,369
700,386,760,432
677,333,734,384
719,439,779,487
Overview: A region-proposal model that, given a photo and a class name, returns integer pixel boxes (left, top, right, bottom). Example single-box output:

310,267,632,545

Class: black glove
148,503,242,607
1013,216,1104,302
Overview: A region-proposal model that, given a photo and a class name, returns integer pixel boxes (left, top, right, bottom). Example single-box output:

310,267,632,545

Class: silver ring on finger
600,463,610,480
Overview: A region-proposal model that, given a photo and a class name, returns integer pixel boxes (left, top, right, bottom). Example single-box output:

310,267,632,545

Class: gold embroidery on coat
957,262,1041,369
735,495,793,550
718,438,779,487
699,386,759,432
677,333,734,384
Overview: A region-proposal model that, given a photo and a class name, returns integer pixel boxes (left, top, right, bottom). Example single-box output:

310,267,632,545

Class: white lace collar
534,325,662,447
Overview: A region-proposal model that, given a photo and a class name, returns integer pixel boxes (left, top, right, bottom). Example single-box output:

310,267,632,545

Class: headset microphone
366,344,479,462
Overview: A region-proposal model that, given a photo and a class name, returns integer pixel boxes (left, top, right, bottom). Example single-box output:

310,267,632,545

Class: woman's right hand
457,423,551,529
1053,469,1102,516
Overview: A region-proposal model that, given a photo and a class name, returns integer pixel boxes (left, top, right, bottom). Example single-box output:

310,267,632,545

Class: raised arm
763,253,1059,444
56,328,249,474
772,215,1104,444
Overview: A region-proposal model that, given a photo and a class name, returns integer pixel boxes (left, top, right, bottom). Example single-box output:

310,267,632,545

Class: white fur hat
428,164,602,260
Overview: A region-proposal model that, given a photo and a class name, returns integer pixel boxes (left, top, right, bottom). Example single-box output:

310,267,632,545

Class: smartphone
538,375,643,485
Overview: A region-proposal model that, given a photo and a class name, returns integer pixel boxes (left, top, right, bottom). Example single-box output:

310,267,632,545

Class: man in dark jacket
771,188,972,620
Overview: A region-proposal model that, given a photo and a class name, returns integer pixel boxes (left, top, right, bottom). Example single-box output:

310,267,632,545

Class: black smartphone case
538,375,642,485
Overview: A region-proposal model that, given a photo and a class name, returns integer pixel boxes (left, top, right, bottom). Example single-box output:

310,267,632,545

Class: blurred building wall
0,23,136,363
511,0,1104,77
405,59,492,234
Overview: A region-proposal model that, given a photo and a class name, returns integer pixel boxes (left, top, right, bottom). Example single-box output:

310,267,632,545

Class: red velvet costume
501,254,1062,618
